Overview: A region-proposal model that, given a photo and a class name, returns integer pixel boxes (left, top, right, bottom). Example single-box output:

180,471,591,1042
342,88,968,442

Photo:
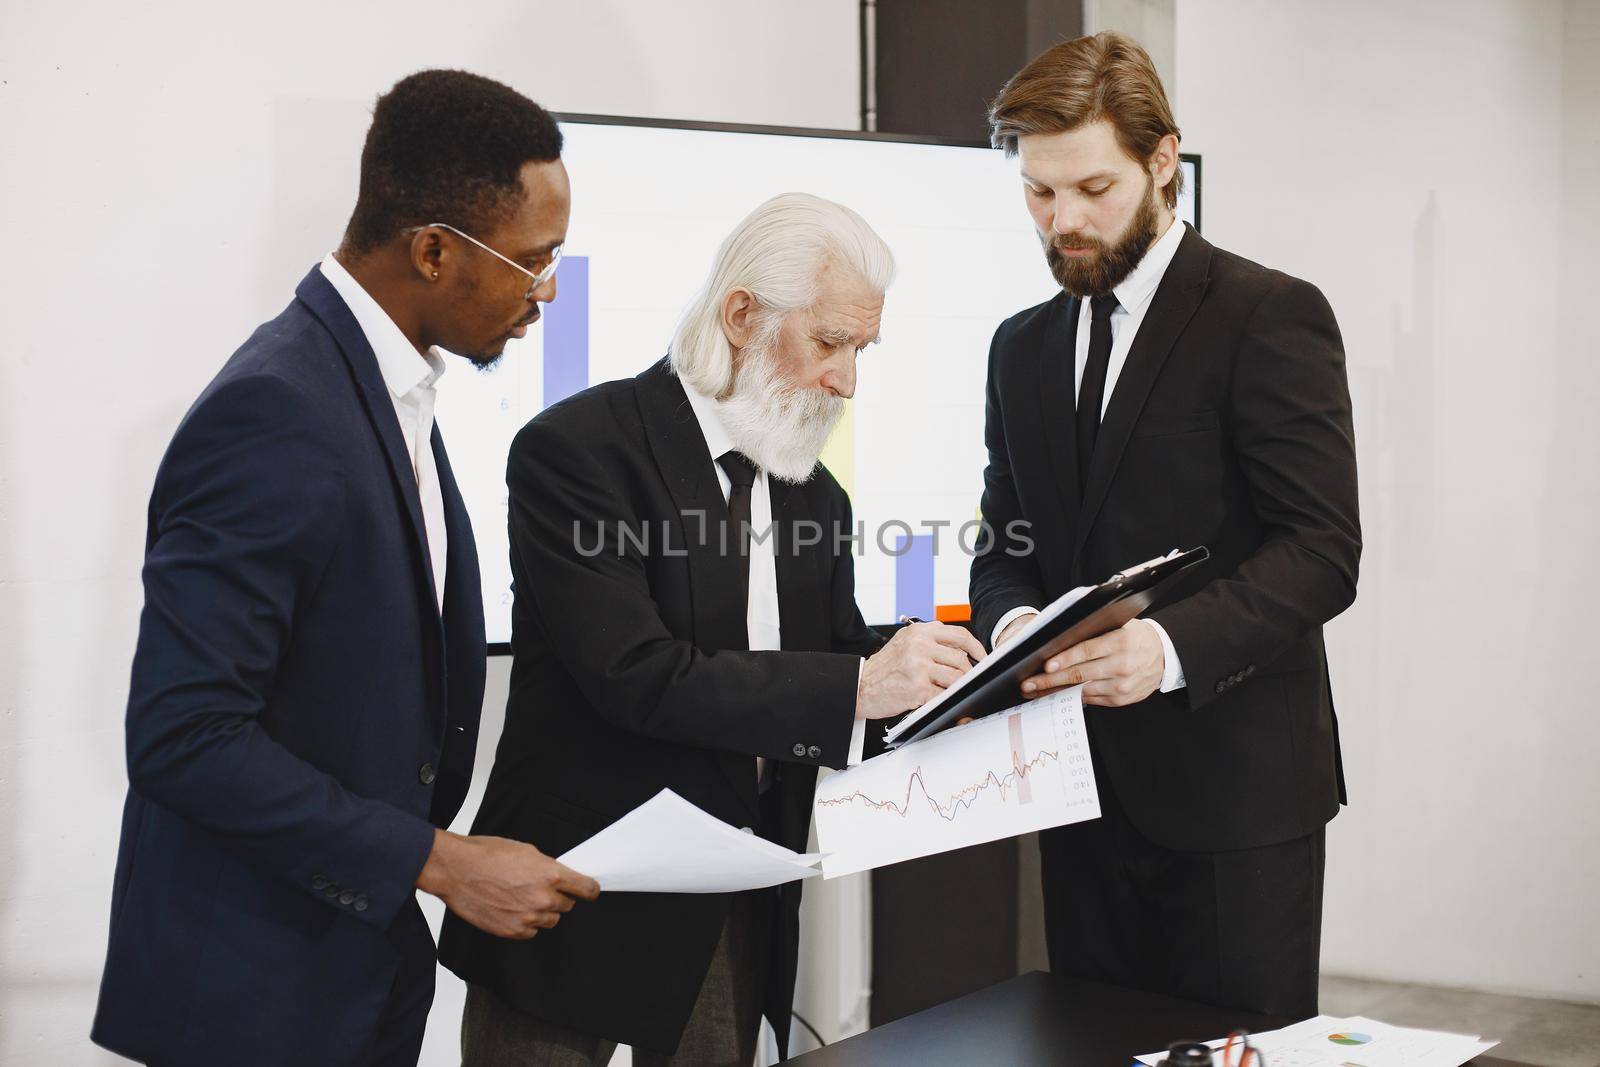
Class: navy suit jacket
91,266,486,1065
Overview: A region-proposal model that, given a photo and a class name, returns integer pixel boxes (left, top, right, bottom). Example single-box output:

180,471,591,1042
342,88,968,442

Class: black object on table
788,970,1529,1066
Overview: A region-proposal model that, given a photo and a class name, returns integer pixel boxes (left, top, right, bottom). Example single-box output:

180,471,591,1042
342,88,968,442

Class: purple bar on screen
894,534,935,622
542,255,589,408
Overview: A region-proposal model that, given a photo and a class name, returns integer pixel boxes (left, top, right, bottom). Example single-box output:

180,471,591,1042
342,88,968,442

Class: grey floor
1320,975,1600,1067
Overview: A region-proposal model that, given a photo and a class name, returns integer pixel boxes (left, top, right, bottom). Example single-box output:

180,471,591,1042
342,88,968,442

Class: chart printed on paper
813,687,1100,877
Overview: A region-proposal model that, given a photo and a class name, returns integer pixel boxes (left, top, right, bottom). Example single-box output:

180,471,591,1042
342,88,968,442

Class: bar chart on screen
812,687,1100,877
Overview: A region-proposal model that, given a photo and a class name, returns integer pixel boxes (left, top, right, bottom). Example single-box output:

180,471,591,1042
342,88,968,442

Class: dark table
790,971,1529,1065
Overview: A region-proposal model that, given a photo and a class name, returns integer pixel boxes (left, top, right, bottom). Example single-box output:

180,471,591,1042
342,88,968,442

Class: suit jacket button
1214,680,1227,695
1245,665,1256,677
339,890,354,906
323,883,340,897
741,826,754,834
353,895,369,912
419,762,437,785
311,875,328,891
807,745,822,759
792,743,807,757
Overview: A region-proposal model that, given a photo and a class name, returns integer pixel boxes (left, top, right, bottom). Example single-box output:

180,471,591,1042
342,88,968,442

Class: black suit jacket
92,267,486,1066
437,357,882,1056
970,226,1360,854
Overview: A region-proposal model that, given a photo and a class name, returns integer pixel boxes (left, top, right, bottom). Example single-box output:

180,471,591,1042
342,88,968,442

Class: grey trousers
461,891,771,1067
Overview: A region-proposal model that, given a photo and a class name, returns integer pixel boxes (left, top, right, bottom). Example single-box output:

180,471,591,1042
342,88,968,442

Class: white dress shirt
321,253,449,613
991,215,1188,694
682,383,870,770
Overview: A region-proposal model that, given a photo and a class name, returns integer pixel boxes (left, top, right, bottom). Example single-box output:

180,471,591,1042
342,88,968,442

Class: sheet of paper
815,687,1100,878
1134,1014,1499,1067
558,789,823,893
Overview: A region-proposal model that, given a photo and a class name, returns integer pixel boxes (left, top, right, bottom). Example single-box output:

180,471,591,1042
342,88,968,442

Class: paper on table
1134,1014,1499,1067
558,789,823,893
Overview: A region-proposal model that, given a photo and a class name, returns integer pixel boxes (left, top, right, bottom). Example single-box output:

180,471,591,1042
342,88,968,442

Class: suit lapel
635,358,747,649
295,266,440,612
433,424,481,637
1074,228,1213,562
635,360,761,814
433,425,486,735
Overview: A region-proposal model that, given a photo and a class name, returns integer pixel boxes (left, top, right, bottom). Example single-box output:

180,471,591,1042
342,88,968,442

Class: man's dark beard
1043,178,1161,297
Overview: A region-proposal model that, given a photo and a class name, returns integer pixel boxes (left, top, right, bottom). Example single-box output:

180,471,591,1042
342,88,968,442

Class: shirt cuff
991,606,1041,651
1140,618,1187,693
847,659,868,767
847,718,868,767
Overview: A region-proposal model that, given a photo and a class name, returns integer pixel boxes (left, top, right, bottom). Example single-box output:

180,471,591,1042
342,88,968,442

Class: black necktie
1076,293,1121,491
717,450,759,601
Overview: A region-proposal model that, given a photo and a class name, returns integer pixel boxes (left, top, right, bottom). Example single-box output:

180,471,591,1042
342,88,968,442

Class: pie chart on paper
1328,1032,1374,1046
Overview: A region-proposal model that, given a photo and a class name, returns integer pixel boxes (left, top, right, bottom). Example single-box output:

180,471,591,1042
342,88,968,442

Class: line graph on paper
813,687,1101,877
816,718,1057,823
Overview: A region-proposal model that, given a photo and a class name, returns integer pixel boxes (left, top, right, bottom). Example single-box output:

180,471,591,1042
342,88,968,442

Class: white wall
1176,0,1600,1003
0,3,860,1063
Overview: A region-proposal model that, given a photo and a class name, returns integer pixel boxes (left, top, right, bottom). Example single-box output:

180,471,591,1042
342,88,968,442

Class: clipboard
885,547,1210,748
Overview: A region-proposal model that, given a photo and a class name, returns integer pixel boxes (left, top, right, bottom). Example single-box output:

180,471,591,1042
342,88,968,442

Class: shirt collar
320,252,445,398
680,376,738,467
1110,214,1187,318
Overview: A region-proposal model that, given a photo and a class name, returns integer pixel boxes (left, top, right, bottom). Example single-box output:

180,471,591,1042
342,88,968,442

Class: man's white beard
716,330,844,484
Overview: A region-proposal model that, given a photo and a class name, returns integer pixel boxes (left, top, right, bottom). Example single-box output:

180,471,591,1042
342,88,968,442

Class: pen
898,615,924,625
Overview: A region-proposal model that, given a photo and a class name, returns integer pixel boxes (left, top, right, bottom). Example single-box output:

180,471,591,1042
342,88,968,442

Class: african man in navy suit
92,71,598,1066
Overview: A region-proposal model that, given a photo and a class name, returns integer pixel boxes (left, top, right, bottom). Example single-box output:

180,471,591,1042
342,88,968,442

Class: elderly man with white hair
438,192,986,1065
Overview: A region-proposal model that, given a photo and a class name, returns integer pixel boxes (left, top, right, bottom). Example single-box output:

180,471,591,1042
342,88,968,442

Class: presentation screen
432,116,1199,647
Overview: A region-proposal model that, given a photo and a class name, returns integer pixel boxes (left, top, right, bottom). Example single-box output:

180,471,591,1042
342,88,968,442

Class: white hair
669,192,895,398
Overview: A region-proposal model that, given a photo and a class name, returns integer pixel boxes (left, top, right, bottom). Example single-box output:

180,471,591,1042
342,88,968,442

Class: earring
431,271,439,280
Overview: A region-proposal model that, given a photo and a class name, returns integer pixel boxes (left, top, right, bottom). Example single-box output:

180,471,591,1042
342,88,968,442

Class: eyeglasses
404,222,563,301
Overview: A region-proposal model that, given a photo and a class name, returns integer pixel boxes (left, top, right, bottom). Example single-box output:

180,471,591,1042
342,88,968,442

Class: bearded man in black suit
971,33,1361,1018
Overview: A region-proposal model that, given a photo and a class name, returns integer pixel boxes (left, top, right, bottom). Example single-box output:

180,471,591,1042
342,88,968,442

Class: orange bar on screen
934,603,972,623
